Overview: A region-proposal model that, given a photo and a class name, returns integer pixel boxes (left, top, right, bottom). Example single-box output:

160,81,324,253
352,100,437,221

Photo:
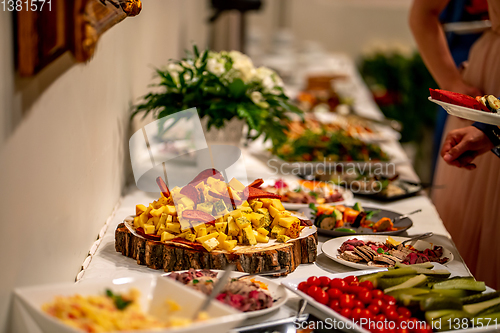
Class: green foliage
132,46,302,146
359,51,437,142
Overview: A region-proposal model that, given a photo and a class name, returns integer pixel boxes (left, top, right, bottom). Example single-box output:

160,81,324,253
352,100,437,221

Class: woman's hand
441,126,494,170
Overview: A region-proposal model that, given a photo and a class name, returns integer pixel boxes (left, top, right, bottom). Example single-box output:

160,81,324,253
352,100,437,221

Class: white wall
248,0,415,59
0,1,208,331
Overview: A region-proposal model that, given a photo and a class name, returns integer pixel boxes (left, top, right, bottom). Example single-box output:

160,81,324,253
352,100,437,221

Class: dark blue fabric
432,0,485,175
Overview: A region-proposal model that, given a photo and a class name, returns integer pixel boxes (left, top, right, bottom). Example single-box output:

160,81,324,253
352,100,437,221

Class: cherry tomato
360,308,373,320
372,289,384,299
314,289,329,305
297,282,308,292
367,304,380,315
345,285,362,294
374,314,386,322
344,275,359,284
329,278,347,291
340,307,352,319
371,298,384,308
307,285,320,298
351,307,363,321
340,294,354,309
383,295,397,306
382,304,397,316
350,281,360,287
307,276,321,287
319,276,331,287
329,299,340,312
358,290,373,304
353,299,364,309
385,309,399,322
397,307,412,318
359,280,374,290
327,288,342,300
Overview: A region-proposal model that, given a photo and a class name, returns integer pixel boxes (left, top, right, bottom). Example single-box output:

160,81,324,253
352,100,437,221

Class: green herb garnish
105,289,132,310
192,279,199,284
376,248,384,254
365,209,381,220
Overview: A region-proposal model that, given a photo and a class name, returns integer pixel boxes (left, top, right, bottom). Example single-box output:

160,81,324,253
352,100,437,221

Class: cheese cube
249,213,269,229
206,225,215,233
136,204,147,216
202,238,219,252
139,213,148,228
278,216,299,229
146,217,155,225
270,199,285,211
276,235,291,243
166,223,181,234
271,225,286,238
150,206,165,217
229,210,242,219
228,178,245,192
285,221,301,239
241,226,257,245
239,206,253,214
178,196,194,208
250,200,263,211
156,225,166,236
260,198,272,208
237,235,243,243
256,208,270,219
196,202,214,215
256,228,269,236
196,232,219,244
240,200,250,207
217,232,228,244
144,224,155,234
220,240,237,252
235,217,251,230
133,216,140,228
158,213,168,226
161,231,176,242
213,200,229,216
228,219,239,236
184,233,196,242
228,187,241,201
215,222,228,234
253,230,269,243
268,205,280,218
165,205,177,215
196,225,207,237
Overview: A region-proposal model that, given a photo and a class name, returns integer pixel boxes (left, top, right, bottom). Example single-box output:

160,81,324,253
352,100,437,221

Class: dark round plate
298,206,413,237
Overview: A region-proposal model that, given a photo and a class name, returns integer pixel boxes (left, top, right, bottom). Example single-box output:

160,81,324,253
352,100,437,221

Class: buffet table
76,54,472,330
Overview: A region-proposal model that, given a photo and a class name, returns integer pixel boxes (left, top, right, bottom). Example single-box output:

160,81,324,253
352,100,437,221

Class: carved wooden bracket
16,0,142,77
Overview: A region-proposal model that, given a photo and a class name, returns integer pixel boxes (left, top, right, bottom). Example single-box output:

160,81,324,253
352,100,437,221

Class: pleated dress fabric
431,0,500,289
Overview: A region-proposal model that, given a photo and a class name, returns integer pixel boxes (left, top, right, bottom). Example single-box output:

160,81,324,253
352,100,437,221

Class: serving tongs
236,268,288,279
392,209,422,224
401,232,433,246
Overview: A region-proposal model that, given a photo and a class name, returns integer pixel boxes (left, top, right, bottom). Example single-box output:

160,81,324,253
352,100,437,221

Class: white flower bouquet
133,46,302,145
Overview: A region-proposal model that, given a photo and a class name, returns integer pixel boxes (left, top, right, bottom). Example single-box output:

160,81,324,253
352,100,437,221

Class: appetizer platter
271,119,391,163
115,168,318,275
300,202,413,237
429,89,500,126
14,276,246,333
282,264,499,332
164,268,288,318
261,178,353,210
322,235,453,270
331,172,422,202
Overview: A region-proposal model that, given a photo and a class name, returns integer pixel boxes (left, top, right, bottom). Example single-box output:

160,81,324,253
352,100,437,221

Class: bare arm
409,0,482,96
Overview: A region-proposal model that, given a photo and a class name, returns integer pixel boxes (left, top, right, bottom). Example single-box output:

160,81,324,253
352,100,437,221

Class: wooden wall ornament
15,0,142,77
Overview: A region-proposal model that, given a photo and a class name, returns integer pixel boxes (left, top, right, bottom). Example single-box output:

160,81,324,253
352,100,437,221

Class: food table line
73,53,472,330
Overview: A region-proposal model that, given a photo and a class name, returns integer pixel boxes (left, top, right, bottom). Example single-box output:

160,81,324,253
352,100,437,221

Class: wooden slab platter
114,169,318,275
115,222,317,275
